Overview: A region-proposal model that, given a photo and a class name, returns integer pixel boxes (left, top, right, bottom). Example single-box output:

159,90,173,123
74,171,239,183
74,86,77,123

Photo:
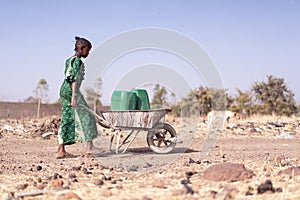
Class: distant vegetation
7,75,298,117
151,75,298,117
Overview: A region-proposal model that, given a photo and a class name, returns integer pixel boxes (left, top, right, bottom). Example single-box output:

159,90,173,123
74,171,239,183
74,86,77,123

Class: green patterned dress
58,56,97,145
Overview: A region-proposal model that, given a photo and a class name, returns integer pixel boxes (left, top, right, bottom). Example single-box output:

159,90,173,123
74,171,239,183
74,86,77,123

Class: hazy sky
1,0,300,104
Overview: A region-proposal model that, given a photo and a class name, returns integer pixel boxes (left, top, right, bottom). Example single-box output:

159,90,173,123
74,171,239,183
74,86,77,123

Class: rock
104,176,112,181
181,179,190,185
72,166,81,171
152,179,165,188
143,162,152,168
93,179,104,186
57,191,82,200
32,116,60,137
202,163,254,181
50,178,64,189
16,183,28,190
245,191,253,196
26,167,33,171
277,132,293,139
41,131,55,139
35,183,46,190
186,171,194,179
274,155,290,167
49,173,62,180
221,185,238,199
102,188,112,197
71,178,78,183
82,168,92,174
278,166,300,176
210,190,218,198
127,164,139,172
36,165,42,171
183,184,195,194
69,173,77,179
257,179,274,194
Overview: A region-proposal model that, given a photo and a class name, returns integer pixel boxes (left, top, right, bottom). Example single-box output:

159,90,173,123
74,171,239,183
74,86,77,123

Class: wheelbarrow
82,105,177,154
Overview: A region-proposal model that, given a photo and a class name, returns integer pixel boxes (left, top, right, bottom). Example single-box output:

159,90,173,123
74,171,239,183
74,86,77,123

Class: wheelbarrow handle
79,105,114,129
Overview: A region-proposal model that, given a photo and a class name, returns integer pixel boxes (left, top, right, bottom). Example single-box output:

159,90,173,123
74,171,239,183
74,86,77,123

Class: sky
1,0,300,104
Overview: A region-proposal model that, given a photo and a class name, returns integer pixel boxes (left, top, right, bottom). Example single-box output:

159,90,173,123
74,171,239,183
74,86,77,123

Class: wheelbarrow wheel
147,123,177,153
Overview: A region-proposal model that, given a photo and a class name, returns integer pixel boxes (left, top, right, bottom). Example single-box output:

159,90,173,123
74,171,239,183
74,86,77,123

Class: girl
57,36,98,159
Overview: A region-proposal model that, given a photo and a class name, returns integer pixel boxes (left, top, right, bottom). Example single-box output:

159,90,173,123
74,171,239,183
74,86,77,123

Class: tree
179,89,199,117
251,75,297,116
191,86,210,116
85,78,103,112
32,78,49,118
231,89,253,114
151,84,167,109
209,88,228,111
33,78,49,103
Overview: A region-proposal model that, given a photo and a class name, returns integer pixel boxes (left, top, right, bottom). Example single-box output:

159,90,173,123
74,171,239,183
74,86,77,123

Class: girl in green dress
57,36,98,159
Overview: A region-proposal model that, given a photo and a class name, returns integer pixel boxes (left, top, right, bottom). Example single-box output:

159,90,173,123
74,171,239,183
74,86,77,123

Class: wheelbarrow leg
118,130,134,149
109,130,121,153
115,131,121,154
109,134,114,152
122,130,140,154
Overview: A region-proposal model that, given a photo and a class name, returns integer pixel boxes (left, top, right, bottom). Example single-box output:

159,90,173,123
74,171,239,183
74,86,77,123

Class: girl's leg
85,141,101,155
86,141,93,151
57,144,66,156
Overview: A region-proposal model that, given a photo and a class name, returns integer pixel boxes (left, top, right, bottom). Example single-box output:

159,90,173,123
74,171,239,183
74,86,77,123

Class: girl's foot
56,152,76,159
85,141,98,154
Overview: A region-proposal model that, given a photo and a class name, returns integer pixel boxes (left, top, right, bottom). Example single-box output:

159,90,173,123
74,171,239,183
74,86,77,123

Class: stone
94,179,104,186
16,183,28,190
152,179,165,188
35,183,46,190
57,191,82,200
278,166,300,176
36,165,42,171
36,177,42,183
202,163,254,181
102,188,112,197
257,180,274,194
50,178,64,189
69,173,77,179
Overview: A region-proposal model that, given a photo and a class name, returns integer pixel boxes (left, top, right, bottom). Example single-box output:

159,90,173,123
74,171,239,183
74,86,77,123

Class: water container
126,92,137,110
110,90,137,110
133,89,150,110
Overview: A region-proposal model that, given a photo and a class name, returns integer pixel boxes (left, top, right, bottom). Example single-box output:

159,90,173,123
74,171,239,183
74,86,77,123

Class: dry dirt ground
1,115,300,200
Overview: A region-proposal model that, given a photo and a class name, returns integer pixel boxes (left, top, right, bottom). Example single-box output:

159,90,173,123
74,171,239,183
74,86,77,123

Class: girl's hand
69,95,77,107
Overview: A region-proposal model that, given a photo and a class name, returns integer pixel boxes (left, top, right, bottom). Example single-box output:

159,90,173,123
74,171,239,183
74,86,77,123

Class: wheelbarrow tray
101,109,171,129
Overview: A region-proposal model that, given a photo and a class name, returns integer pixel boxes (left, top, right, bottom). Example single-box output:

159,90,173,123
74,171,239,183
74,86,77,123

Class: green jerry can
133,89,150,110
110,90,137,110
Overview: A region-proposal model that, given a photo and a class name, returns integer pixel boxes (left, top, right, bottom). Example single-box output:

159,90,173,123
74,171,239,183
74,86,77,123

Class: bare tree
85,77,103,112
33,78,49,118
34,78,49,104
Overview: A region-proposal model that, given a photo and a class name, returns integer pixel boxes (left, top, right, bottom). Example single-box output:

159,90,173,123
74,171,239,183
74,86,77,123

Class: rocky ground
1,115,300,200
